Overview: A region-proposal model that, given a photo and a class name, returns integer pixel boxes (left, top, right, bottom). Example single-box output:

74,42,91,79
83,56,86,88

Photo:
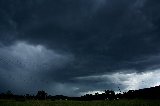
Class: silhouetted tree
5,90,13,99
36,90,47,100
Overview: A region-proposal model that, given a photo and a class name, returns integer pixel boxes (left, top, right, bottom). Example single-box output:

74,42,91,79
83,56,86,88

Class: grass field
0,99,160,106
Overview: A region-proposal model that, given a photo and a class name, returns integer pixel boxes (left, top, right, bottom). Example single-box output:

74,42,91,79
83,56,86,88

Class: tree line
0,85,160,101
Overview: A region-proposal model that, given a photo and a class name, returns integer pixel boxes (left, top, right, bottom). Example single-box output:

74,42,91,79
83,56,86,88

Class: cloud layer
0,0,160,96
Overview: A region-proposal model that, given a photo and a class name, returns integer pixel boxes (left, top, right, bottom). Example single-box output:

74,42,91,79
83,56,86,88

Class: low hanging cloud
0,41,73,70
0,41,74,95
76,69,160,94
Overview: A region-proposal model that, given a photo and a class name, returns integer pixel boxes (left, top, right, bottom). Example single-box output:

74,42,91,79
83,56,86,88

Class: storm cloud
0,0,160,96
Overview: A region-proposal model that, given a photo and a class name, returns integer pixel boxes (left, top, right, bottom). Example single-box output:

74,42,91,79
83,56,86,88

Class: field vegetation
0,99,160,106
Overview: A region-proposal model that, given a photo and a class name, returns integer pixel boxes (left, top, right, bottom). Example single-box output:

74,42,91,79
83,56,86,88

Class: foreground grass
0,99,160,106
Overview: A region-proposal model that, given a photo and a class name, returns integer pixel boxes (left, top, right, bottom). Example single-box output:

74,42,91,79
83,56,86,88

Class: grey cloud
0,42,74,95
74,70,160,93
0,0,160,96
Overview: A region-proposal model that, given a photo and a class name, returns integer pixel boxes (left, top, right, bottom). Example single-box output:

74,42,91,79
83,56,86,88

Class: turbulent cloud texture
0,0,160,96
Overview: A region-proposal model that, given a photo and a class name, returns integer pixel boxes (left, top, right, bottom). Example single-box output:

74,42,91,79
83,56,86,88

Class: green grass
0,99,160,106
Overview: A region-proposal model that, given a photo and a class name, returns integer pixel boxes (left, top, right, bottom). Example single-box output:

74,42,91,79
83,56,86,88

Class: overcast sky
0,0,160,96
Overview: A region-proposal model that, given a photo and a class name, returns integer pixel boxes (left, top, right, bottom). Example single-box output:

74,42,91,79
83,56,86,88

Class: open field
0,99,160,106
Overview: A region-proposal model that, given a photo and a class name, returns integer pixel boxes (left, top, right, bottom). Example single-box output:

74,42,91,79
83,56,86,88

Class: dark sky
0,0,160,96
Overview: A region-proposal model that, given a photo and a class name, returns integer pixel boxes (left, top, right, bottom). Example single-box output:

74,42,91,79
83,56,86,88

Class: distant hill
81,85,160,100
121,85,160,99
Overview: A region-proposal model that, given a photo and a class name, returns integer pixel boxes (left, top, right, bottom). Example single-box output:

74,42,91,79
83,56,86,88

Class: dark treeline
0,85,160,101
82,85,160,100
